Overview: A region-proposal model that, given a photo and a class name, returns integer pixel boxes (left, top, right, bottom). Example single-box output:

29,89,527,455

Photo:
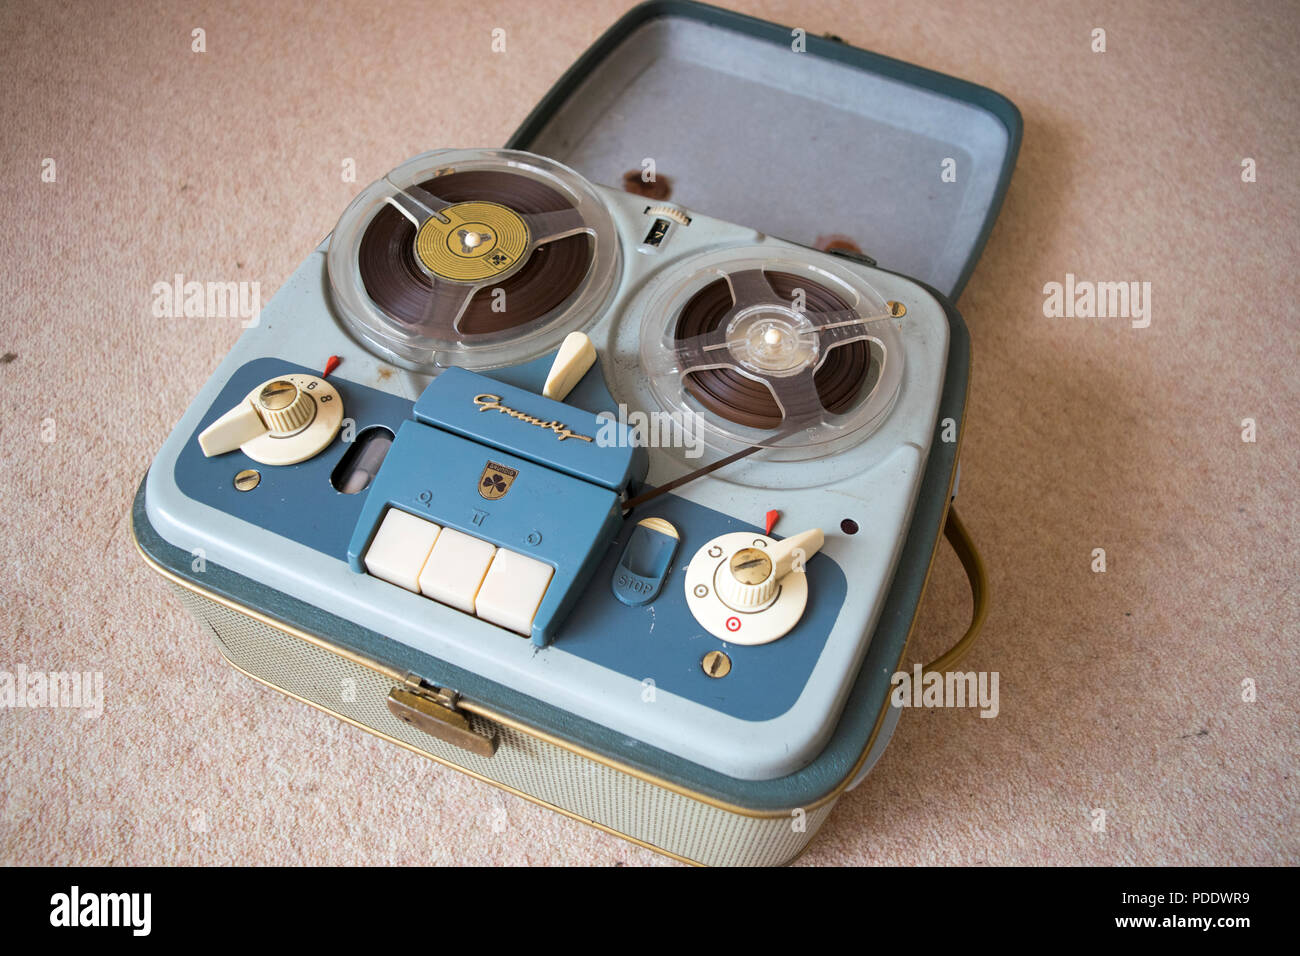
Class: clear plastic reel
328,148,622,371
638,249,904,460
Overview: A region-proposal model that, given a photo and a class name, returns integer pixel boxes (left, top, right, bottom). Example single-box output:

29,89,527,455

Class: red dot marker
322,355,341,378
764,509,780,535
726,617,742,632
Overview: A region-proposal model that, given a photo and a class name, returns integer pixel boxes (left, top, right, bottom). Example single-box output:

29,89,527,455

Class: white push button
364,509,441,592
418,527,497,613
475,549,554,636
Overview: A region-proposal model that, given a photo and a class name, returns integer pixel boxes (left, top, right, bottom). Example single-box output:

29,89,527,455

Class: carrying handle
920,507,989,675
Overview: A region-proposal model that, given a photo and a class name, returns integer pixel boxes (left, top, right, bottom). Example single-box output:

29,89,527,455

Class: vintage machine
134,1,1019,865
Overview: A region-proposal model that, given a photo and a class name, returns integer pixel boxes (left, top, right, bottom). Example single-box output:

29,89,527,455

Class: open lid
507,0,1021,300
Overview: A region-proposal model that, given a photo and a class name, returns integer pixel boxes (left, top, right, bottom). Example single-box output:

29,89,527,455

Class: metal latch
386,674,497,757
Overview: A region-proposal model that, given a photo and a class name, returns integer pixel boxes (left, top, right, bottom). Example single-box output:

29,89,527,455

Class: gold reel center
414,201,531,283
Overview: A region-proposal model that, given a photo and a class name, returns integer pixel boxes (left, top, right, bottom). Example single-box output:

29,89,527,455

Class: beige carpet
1,0,1296,866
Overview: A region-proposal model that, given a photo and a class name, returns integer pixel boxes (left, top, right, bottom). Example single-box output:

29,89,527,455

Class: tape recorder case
133,1,1020,865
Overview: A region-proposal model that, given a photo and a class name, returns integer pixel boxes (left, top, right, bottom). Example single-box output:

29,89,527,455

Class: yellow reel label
414,201,530,283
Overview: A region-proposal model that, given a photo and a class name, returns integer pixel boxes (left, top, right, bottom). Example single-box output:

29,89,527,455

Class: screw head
701,650,732,678
887,300,907,318
729,547,772,585
233,469,261,492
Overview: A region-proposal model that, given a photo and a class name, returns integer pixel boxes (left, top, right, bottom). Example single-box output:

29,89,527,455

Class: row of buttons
363,508,554,636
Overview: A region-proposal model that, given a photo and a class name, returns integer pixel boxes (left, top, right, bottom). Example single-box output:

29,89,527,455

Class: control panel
346,364,647,646
176,353,850,723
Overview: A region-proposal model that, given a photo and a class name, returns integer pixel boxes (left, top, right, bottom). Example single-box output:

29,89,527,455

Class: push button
475,549,554,636
611,516,679,607
418,527,497,613
363,509,441,592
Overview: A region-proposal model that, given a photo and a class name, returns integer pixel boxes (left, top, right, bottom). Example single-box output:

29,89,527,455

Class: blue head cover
413,367,646,495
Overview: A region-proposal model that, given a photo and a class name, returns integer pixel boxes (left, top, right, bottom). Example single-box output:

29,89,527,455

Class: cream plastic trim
542,331,598,401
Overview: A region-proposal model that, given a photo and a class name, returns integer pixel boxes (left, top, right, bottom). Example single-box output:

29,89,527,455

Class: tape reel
328,149,621,371
638,247,904,460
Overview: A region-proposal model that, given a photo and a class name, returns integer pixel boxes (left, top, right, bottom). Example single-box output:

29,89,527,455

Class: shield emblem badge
478,461,518,500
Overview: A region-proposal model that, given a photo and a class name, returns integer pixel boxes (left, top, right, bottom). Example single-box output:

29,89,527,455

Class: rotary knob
198,373,343,466
253,379,315,434
716,529,824,611
684,528,827,645
717,547,779,609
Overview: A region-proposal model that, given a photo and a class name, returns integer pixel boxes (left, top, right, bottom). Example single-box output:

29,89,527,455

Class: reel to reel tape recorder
136,145,988,865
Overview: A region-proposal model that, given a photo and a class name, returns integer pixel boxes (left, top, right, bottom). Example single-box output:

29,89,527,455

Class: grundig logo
479,461,517,500
472,393,593,442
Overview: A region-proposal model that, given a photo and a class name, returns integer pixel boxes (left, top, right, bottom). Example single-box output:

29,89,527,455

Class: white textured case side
171,584,834,866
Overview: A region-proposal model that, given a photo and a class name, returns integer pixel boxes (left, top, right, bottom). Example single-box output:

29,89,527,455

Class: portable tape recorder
140,147,961,785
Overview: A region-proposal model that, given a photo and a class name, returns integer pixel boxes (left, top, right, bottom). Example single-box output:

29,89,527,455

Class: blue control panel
349,366,648,646
177,358,845,721
174,357,412,557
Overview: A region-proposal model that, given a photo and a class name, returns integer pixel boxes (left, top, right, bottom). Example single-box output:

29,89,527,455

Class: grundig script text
472,394,594,442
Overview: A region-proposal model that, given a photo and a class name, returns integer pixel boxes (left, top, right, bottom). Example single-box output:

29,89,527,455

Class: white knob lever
197,400,272,457
716,528,824,611
197,373,344,466
542,332,597,401
199,379,315,457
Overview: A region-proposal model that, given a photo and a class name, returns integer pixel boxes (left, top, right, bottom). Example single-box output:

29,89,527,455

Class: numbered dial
198,374,343,466
684,529,824,646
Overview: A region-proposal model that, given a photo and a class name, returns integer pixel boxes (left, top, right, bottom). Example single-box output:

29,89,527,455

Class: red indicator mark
725,616,742,632
322,355,341,378
764,509,780,535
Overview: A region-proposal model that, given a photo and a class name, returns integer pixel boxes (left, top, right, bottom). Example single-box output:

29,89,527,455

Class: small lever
198,399,273,457
770,528,824,580
542,332,597,401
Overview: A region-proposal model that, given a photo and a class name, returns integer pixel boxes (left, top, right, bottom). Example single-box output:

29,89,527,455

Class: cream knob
542,332,598,401
717,546,779,609
197,374,340,465
253,379,315,434
716,529,824,611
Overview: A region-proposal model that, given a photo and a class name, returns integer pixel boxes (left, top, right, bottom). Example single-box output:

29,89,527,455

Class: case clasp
386,675,498,758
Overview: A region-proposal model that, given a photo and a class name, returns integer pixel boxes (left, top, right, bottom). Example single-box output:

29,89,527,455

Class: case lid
507,0,1022,299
